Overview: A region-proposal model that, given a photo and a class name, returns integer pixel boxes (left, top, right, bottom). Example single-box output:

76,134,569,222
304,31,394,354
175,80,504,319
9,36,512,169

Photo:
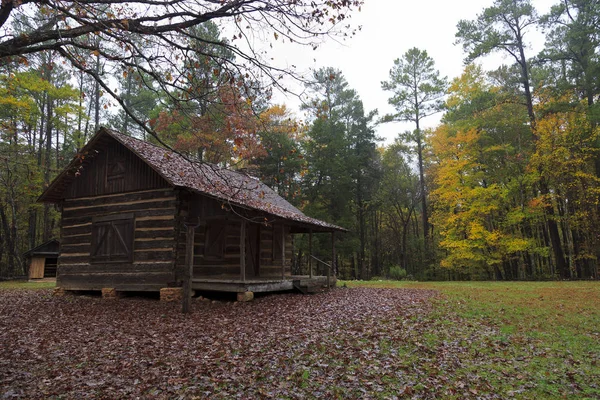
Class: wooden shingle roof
39,128,346,232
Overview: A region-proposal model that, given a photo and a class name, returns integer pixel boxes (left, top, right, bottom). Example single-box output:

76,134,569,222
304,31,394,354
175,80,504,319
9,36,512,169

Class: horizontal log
62,222,92,230
134,247,172,252
59,255,96,263
135,226,173,232
60,250,175,264
63,200,177,218
61,234,92,246
135,219,175,229
194,266,241,276
260,266,289,274
63,208,176,226
63,188,174,207
62,225,93,236
197,259,234,266
191,281,295,293
58,271,174,290
64,191,175,209
134,240,175,250
135,215,174,222
61,252,89,257
61,244,91,254
136,236,174,242
224,253,242,259
62,239,180,252
259,274,292,280
134,251,174,262
60,262,174,274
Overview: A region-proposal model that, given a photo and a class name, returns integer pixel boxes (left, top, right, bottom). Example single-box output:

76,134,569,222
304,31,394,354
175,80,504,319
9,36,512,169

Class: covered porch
182,213,342,300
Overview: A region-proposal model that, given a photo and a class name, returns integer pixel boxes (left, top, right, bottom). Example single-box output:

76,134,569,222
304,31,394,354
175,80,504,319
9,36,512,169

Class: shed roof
23,239,60,257
39,128,346,232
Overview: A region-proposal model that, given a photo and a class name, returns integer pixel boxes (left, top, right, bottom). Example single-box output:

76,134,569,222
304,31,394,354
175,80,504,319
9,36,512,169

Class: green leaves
456,0,538,65
381,47,447,124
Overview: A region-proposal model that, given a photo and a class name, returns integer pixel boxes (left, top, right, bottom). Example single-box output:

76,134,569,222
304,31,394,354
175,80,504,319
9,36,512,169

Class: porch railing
310,255,333,288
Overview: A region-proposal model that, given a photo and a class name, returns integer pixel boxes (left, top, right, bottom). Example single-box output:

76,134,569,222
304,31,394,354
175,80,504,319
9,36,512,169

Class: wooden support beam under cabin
308,230,313,278
182,223,195,313
240,220,246,282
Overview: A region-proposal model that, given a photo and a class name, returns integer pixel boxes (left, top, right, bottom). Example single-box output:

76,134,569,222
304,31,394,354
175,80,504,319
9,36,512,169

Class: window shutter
91,214,134,263
91,222,111,261
110,219,134,261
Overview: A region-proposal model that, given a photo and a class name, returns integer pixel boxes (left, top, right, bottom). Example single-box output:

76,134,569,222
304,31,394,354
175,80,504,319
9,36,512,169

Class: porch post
281,225,286,280
308,230,313,278
240,220,246,282
329,231,336,288
182,224,195,314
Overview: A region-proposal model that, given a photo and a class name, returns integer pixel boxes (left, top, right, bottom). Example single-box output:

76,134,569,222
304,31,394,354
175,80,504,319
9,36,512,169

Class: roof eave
182,186,347,233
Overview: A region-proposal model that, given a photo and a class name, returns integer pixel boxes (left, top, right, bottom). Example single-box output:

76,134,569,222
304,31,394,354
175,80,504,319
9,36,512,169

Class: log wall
58,188,178,291
258,224,293,278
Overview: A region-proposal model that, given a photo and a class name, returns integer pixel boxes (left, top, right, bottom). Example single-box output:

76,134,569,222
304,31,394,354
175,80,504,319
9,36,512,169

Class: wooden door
29,257,45,279
246,224,260,278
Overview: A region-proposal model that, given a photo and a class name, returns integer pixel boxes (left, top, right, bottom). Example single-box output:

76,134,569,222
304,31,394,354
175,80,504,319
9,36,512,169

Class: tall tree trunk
0,204,16,277
28,209,37,251
122,69,133,135
540,183,568,278
43,96,54,242
515,28,568,280
0,217,4,277
415,126,428,247
94,49,101,132
357,188,366,280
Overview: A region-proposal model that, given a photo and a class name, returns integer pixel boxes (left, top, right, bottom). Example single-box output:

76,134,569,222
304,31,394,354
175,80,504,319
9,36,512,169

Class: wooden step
293,279,324,294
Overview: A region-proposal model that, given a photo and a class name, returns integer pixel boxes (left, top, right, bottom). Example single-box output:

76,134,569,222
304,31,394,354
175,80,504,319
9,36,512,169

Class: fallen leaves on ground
0,287,596,399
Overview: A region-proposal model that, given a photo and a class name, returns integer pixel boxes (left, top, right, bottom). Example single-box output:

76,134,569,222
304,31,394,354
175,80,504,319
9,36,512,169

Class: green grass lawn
341,280,600,398
0,280,56,290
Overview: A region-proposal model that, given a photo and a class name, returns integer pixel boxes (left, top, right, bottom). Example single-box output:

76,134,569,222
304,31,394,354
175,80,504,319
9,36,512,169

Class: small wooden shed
24,239,60,280
38,128,345,296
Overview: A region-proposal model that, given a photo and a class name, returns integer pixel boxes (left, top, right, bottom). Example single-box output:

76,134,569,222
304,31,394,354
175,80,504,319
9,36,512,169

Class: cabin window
204,221,226,260
91,213,134,263
106,156,126,182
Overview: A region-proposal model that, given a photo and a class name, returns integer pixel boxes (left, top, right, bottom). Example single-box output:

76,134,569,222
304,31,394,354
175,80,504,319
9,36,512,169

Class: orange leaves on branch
155,84,265,165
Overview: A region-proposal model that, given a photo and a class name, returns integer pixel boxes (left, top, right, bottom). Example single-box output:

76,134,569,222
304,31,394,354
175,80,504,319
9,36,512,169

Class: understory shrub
389,266,407,281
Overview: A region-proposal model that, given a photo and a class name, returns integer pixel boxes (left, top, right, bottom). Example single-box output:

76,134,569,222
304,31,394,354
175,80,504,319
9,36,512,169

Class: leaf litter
0,287,594,399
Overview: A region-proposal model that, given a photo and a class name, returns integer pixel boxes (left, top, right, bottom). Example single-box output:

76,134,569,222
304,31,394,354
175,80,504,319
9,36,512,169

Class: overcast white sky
269,0,556,144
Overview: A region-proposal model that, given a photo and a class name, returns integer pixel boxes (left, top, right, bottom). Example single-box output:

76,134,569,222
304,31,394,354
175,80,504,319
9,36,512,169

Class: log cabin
39,128,345,298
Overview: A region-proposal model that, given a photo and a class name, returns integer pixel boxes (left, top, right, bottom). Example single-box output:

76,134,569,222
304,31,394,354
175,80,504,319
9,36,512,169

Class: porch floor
191,275,335,293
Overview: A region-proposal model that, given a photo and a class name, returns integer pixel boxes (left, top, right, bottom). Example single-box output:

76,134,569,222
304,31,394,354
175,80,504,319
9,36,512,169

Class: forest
0,0,599,281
